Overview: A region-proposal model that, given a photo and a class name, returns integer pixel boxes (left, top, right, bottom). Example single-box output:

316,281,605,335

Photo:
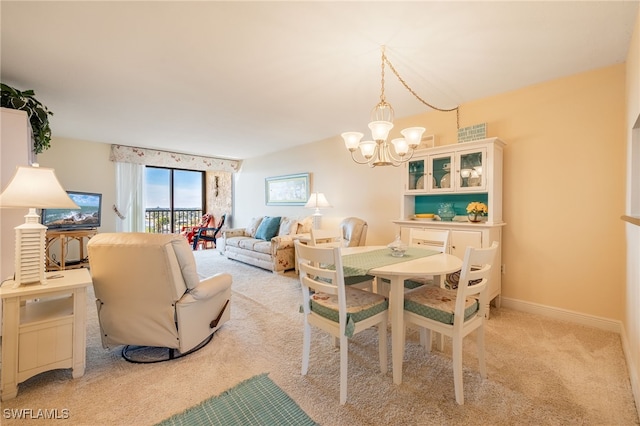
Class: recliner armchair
87,233,232,362
339,217,368,247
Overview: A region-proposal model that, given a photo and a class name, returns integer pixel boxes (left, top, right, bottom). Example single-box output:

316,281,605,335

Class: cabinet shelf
20,296,74,325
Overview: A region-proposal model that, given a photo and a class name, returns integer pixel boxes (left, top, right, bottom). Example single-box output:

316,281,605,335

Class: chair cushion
379,276,432,289
309,287,388,337
404,286,479,325
255,216,281,240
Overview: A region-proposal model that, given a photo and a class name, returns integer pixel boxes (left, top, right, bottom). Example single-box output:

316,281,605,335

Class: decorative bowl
387,241,408,257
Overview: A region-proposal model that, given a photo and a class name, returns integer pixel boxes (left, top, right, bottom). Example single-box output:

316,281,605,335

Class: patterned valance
109,144,241,173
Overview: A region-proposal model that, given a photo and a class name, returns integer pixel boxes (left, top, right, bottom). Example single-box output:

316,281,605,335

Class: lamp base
312,213,322,230
13,209,47,287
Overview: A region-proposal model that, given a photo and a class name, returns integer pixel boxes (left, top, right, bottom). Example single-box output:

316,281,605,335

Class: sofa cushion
246,217,264,237
255,216,281,240
278,217,298,236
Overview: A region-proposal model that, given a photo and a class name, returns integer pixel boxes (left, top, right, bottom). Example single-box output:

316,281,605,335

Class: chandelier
341,46,459,167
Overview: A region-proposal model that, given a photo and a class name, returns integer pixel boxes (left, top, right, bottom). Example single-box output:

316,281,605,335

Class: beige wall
237,64,627,323
37,138,116,233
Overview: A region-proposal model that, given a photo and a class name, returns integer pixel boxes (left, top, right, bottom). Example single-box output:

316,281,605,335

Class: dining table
340,245,463,385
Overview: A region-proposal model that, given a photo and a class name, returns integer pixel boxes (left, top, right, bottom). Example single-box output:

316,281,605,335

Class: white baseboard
499,297,622,333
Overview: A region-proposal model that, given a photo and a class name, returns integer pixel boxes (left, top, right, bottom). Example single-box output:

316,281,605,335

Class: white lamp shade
368,121,393,141
359,141,377,158
305,192,332,209
341,132,364,151
391,138,409,155
400,127,426,148
0,166,79,209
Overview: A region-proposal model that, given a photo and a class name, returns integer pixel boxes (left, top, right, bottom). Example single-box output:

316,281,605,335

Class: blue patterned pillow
255,216,282,241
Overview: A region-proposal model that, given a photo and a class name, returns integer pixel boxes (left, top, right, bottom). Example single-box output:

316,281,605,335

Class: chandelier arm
350,150,376,165
385,147,416,165
383,54,460,129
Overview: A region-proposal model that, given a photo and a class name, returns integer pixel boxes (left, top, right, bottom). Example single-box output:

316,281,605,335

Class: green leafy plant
1,83,53,154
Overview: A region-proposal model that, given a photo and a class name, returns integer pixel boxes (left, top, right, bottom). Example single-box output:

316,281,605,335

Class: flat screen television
41,191,102,230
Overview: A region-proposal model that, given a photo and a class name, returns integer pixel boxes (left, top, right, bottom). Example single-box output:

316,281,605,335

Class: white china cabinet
394,137,506,313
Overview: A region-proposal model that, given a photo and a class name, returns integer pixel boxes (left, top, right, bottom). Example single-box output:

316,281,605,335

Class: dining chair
309,227,342,247
403,228,450,289
310,227,374,291
403,241,498,405
294,241,388,405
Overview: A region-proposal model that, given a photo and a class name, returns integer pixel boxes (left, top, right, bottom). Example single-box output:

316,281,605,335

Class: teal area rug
156,374,318,426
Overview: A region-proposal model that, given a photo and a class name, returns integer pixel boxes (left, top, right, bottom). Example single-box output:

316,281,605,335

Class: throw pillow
278,217,298,236
246,216,264,237
255,216,282,241
296,216,313,234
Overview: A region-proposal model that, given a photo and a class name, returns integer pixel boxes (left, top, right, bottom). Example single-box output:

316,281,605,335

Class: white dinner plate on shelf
415,175,424,190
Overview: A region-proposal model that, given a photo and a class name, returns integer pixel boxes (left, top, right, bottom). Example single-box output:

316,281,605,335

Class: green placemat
342,247,439,277
156,373,317,426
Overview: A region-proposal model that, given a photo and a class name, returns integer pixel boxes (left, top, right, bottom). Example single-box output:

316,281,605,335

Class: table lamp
0,164,79,287
305,192,332,230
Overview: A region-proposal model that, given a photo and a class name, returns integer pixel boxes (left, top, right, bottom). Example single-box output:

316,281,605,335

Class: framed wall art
265,173,310,206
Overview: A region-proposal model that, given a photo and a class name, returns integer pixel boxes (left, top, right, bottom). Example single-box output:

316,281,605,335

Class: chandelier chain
381,48,460,129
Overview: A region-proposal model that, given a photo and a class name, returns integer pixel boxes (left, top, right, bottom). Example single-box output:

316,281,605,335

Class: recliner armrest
184,273,232,301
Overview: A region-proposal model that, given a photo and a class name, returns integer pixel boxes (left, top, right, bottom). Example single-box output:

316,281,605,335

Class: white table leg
390,275,405,385
1,297,19,401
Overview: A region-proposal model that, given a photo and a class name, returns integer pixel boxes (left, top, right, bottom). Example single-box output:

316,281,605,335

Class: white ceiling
1,1,638,160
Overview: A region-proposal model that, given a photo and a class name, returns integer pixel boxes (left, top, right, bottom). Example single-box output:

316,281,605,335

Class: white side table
0,268,92,401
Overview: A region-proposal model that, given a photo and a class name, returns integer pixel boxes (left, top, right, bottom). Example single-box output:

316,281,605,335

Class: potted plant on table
1,83,54,154
466,201,488,223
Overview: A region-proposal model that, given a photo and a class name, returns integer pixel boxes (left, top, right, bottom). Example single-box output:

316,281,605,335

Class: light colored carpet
1,249,637,425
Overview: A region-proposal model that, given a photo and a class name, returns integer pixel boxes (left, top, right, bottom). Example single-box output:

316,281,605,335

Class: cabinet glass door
407,159,425,191
429,153,454,191
456,149,486,190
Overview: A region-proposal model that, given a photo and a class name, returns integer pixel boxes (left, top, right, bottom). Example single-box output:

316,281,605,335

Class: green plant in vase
1,83,54,154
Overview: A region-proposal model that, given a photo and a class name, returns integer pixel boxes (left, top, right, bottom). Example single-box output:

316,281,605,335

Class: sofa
223,215,313,273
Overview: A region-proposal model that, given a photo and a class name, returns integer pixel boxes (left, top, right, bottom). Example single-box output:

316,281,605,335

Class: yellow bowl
415,213,435,219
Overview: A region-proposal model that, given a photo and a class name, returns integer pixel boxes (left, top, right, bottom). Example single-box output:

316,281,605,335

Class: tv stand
45,229,97,271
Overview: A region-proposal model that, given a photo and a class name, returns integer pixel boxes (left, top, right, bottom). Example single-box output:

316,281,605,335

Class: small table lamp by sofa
0,165,79,287
305,192,332,230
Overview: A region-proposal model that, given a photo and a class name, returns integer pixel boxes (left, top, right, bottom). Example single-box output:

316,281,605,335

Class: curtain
115,162,145,232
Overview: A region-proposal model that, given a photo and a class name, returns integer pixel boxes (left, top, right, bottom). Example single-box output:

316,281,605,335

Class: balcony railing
145,208,203,234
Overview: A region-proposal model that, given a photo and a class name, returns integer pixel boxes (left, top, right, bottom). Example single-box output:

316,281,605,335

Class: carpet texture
156,373,317,426
1,249,637,425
